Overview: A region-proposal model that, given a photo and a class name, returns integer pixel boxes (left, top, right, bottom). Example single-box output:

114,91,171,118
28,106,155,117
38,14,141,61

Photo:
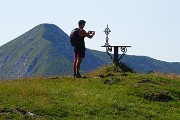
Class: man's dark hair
78,20,86,25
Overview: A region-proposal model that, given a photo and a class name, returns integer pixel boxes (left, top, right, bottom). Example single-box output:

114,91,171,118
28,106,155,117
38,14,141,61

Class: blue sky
0,0,180,62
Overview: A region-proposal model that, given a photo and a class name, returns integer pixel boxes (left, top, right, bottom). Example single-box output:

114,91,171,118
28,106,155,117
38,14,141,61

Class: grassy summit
0,65,180,119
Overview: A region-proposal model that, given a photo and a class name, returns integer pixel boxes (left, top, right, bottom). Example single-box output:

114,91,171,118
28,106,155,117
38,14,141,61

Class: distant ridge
123,55,180,74
0,23,180,79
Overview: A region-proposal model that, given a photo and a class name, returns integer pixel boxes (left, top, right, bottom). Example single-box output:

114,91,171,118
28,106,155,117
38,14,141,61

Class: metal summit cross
102,25,131,65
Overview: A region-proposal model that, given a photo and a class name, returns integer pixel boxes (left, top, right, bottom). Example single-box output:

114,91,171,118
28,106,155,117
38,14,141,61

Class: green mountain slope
0,24,71,78
123,55,180,74
0,66,179,119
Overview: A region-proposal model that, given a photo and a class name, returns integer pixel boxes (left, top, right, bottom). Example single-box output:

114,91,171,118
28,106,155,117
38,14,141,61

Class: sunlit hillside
0,65,179,120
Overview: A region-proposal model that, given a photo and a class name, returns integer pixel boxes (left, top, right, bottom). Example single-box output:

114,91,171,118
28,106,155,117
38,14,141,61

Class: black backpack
70,28,80,47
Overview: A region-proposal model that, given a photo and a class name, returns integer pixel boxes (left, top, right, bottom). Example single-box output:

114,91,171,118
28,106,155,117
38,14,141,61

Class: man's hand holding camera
87,31,95,38
88,30,95,34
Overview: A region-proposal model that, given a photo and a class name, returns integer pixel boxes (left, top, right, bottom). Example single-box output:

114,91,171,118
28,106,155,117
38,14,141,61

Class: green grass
0,66,180,120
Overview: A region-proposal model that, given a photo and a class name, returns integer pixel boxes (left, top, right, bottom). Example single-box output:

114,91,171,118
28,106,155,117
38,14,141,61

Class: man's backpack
70,28,80,47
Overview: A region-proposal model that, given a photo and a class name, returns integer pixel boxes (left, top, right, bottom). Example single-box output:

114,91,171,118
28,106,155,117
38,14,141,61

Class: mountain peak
36,23,64,34
0,23,73,79
35,23,59,28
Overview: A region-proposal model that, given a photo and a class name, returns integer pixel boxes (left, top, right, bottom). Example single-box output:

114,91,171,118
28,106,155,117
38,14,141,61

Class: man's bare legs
73,57,83,78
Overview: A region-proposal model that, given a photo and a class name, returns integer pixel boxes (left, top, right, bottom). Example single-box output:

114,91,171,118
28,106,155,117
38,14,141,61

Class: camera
89,31,95,34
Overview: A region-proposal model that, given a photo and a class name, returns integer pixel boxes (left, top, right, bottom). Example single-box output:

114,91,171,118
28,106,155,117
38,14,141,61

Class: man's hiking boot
73,73,76,78
73,72,82,78
76,73,82,78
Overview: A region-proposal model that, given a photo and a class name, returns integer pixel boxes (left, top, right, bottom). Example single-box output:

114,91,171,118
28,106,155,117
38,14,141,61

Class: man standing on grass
72,20,95,78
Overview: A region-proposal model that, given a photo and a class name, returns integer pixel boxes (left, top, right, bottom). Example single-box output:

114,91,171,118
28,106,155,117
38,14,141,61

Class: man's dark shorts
74,49,85,58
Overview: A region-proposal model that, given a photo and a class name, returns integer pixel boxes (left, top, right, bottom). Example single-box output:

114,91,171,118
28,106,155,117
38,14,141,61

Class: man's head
78,20,86,29
78,20,86,25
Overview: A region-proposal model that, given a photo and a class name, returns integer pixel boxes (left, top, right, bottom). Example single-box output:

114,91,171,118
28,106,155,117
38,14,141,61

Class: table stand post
113,46,119,65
